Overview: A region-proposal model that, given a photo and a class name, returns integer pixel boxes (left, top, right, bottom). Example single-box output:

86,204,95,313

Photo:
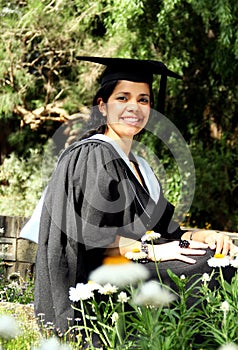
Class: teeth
123,117,139,122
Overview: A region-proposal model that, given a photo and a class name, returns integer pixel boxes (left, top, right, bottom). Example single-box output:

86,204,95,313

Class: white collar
88,134,160,202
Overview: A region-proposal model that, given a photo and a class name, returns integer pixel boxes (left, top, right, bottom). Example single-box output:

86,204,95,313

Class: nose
126,102,139,112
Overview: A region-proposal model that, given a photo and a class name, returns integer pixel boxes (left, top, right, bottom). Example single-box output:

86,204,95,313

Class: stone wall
0,215,37,279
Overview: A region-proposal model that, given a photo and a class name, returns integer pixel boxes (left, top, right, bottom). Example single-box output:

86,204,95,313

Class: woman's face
98,80,151,140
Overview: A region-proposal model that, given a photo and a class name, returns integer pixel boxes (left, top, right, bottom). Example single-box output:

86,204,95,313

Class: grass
0,302,40,349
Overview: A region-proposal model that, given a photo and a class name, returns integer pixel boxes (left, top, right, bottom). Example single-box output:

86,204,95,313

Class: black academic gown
34,139,234,333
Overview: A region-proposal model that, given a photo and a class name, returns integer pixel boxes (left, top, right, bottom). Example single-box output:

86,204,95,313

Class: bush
188,136,238,231
0,147,50,217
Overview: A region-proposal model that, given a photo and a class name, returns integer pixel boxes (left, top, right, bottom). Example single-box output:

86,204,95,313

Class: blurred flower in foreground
133,280,176,307
32,337,72,350
89,255,150,287
218,343,238,350
207,254,230,267
69,283,94,302
0,315,20,339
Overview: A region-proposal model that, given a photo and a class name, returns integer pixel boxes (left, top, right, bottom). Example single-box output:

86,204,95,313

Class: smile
121,116,141,124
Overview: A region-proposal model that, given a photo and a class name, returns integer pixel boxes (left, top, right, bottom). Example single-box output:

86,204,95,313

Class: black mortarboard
76,56,182,113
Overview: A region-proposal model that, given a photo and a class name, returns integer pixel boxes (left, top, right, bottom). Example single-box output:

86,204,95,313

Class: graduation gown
35,137,231,333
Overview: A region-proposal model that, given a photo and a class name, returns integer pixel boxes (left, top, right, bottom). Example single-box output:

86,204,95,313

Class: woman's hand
202,230,232,255
182,230,233,256
148,240,208,264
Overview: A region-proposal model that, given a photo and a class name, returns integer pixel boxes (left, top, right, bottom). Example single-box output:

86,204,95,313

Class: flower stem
80,299,92,347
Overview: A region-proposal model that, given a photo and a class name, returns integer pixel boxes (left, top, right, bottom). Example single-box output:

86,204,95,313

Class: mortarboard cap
76,56,182,113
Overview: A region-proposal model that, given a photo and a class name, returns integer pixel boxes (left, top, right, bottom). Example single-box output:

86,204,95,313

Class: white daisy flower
229,244,238,259
207,254,230,267
180,274,186,280
89,260,150,287
125,248,147,261
98,283,118,295
230,258,238,268
141,230,161,242
0,315,20,339
69,283,93,302
117,291,130,303
233,245,238,256
133,280,176,307
87,281,102,291
220,300,230,312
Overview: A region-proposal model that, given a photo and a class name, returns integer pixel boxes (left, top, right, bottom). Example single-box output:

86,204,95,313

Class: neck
104,130,133,156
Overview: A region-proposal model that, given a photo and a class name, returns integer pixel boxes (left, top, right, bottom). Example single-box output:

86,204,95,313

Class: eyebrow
115,92,150,97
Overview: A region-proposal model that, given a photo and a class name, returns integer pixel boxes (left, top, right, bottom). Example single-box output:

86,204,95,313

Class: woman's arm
106,235,208,264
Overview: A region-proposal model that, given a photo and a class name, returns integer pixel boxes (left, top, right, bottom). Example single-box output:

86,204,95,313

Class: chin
124,125,142,136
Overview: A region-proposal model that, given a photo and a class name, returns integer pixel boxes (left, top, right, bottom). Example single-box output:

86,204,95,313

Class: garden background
0,1,238,349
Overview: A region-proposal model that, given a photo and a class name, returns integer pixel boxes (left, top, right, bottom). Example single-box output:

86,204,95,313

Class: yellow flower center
132,248,141,253
214,253,225,259
146,230,154,235
103,255,131,265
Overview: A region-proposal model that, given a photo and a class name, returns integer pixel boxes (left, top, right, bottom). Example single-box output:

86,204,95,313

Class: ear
97,98,107,117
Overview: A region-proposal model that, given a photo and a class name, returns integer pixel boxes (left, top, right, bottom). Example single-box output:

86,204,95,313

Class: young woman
34,57,235,334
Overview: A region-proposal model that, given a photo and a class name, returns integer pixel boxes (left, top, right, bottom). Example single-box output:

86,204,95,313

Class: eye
116,95,127,101
139,97,150,104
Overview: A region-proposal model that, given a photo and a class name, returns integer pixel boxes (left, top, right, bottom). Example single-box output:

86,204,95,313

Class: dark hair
79,80,118,140
79,80,154,140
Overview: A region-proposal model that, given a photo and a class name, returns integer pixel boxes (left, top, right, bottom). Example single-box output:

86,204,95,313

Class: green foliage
0,149,44,217
0,266,238,349
63,268,238,349
188,133,238,231
197,268,238,348
0,271,34,304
